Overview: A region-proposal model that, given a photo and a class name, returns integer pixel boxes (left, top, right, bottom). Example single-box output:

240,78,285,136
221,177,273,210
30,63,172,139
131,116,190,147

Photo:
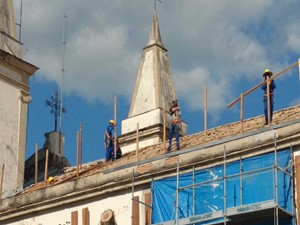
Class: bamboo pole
44,149,49,185
298,58,300,80
240,93,244,133
35,143,38,184
79,123,83,170
163,105,166,153
76,131,79,178
114,96,117,160
267,76,271,125
227,61,299,108
0,164,5,201
204,86,207,134
136,123,139,162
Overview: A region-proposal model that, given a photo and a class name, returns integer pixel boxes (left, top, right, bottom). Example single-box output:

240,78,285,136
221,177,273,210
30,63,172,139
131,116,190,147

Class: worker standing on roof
168,99,181,151
104,120,115,162
262,69,276,125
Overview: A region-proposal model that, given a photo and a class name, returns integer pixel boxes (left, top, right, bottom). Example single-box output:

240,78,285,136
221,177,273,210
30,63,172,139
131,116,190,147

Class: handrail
227,61,299,108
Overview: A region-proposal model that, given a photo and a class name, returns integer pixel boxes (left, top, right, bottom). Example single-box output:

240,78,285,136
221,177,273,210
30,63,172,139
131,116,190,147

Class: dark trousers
106,142,114,162
263,96,274,124
168,123,180,151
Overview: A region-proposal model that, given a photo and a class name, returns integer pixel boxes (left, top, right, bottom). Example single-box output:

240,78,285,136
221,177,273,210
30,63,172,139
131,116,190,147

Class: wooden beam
114,96,117,160
240,93,244,133
298,58,300,80
227,61,299,108
44,149,49,186
35,143,38,184
163,105,167,153
79,122,83,170
136,123,139,162
266,76,271,125
76,131,79,178
204,86,207,134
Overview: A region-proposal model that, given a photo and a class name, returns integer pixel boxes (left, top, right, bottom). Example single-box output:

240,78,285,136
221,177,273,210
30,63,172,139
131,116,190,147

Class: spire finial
154,0,161,11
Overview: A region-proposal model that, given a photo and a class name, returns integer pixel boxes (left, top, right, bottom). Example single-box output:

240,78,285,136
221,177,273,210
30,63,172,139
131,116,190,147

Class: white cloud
14,0,300,122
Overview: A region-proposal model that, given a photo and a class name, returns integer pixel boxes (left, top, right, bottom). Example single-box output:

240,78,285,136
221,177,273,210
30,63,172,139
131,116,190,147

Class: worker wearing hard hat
104,120,116,162
262,69,276,125
168,99,181,151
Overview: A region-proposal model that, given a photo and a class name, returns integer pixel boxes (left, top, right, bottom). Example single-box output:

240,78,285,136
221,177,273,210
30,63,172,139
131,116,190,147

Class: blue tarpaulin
152,149,293,224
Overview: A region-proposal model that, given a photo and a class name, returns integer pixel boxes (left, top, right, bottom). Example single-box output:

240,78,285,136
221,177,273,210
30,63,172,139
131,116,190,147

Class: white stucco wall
122,108,163,134
0,79,22,196
3,189,147,225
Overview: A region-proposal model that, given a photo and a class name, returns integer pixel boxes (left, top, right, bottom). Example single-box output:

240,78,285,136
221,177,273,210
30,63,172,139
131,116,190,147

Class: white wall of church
3,190,146,225
0,79,23,196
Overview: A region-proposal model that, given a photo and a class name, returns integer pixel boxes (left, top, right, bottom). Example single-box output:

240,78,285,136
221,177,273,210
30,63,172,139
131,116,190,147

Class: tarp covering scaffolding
152,149,294,225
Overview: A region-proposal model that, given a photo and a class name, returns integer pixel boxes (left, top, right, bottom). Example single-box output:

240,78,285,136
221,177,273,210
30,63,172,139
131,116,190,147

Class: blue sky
13,0,300,165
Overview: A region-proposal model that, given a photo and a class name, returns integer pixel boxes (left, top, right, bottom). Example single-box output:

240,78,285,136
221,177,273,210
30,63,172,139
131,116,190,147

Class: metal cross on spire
45,89,66,131
154,0,162,10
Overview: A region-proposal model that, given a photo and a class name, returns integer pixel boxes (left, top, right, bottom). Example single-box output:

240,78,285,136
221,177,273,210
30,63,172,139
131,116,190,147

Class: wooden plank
133,196,140,225
71,211,78,225
145,193,151,225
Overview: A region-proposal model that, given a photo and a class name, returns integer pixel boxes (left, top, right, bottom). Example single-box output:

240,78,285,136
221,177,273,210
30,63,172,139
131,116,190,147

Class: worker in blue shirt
104,120,115,162
168,99,181,151
262,69,276,125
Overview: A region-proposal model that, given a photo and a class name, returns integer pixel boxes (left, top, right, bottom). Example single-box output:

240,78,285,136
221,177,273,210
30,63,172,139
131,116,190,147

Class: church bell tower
0,0,38,197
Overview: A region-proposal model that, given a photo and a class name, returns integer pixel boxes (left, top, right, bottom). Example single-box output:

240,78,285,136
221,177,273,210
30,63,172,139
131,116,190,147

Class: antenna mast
60,14,67,132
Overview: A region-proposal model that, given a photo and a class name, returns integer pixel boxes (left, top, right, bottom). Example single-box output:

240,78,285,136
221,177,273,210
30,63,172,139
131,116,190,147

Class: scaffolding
150,136,296,225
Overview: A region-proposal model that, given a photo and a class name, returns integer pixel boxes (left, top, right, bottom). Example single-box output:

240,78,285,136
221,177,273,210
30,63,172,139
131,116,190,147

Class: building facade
0,0,38,198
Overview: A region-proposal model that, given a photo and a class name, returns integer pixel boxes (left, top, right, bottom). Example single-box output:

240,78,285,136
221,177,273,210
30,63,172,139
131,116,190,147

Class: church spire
147,9,164,47
119,7,187,154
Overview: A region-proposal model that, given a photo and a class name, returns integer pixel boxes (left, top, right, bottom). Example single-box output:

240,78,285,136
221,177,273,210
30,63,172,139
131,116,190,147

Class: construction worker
262,69,276,125
168,99,181,151
104,120,115,162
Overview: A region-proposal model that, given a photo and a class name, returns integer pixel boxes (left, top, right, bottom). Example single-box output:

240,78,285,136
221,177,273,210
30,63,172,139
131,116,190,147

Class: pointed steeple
127,8,175,118
119,8,187,154
147,10,164,47
0,0,22,57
